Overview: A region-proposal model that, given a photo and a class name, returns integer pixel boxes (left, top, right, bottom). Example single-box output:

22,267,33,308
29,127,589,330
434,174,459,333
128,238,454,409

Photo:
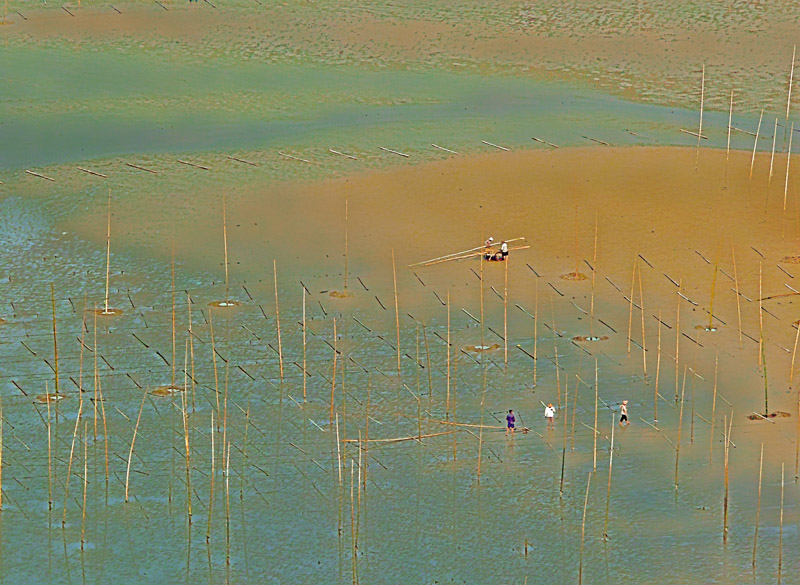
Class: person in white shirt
619,400,629,426
544,403,556,430
500,240,509,259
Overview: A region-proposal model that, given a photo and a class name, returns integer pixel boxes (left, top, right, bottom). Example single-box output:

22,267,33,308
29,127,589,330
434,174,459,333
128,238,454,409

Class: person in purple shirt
506,409,516,436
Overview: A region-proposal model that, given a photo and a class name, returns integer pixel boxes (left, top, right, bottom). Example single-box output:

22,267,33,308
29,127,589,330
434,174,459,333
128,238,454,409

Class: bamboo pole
593,359,598,471
225,442,231,566
695,64,705,170
559,375,569,497
210,309,221,430
787,45,797,122
46,388,53,510
750,110,763,181
627,255,638,354
0,399,3,512
331,318,337,425
590,214,598,337
302,287,307,402
344,189,349,291
675,367,686,490
125,389,148,503
778,463,785,584
731,243,743,348
98,377,109,485
603,411,615,539
752,443,763,567
274,259,284,381
675,280,682,401
784,122,794,212
791,322,800,388
183,340,192,524
534,280,539,385
638,266,647,377
655,311,662,422
578,473,592,585
571,373,579,451
188,293,196,413
722,415,731,543
51,283,59,394
63,386,83,525
81,421,88,549
504,255,509,367
446,290,451,417
709,354,718,463
223,194,230,304
207,411,215,543
708,252,719,330
796,388,800,479
104,191,112,314
393,249,401,376
477,255,487,485
725,89,733,188
93,309,98,438
770,118,778,185
171,245,176,388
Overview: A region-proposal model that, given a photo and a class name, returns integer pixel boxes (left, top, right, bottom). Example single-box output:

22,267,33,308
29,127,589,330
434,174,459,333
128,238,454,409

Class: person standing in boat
483,237,494,259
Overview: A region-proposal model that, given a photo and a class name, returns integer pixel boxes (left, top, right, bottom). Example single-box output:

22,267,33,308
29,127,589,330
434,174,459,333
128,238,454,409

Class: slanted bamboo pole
559,375,569,497
627,255,638,354
787,45,797,122
603,411,615,539
125,389,148,503
708,252,720,331
46,388,53,510
675,280,682,401
709,354,718,463
330,318,337,425
223,194,230,304
302,287,307,402
446,290,451,417
274,259,284,381
695,64,705,170
51,283,59,394
778,463,785,584
578,472,592,585
638,266,647,377
210,309,221,430
593,359,598,471
725,89,733,188
752,443,763,567
731,243,743,348
393,249,401,376
207,411,215,543
182,340,192,524
784,122,794,212
791,322,800,388
655,311,662,422
770,118,778,185
675,366,687,490
749,110,763,181
723,415,732,542
504,255,508,367
81,421,88,549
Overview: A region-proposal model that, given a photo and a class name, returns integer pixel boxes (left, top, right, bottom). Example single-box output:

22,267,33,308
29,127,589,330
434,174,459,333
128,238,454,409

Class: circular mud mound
781,256,800,264
93,308,124,316
747,411,791,420
560,271,588,281
465,343,501,352
208,300,241,308
329,290,354,298
152,385,185,397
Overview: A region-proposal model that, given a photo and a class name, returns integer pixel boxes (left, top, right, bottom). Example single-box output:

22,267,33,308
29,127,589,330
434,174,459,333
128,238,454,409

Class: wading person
619,400,629,426
500,240,508,259
544,403,556,430
506,409,516,436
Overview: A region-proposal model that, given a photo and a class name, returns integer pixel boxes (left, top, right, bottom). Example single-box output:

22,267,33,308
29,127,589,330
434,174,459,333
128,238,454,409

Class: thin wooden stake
675,280,682,401
603,411,615,539
274,259,284,381
778,463,785,584
770,118,778,185
750,109,764,181
125,389,148,503
46,387,53,510
655,311,662,422
627,255,638,354
81,421,88,549
725,89,733,188
638,266,647,377
695,64,705,170
302,287,307,402
752,443,763,567
593,359,598,471
207,412,215,543
731,243,743,348
578,473,592,585
51,284,59,394
723,415,731,542
393,249,401,376
675,366,687,490
709,354,718,463
104,191,112,313
784,122,794,211
504,255,509,366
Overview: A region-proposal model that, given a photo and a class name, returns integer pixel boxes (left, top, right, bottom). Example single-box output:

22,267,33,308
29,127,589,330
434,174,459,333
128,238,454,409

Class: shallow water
2,10,800,585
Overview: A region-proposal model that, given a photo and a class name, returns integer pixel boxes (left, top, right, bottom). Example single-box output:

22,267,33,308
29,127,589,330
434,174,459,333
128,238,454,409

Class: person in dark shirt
506,409,516,436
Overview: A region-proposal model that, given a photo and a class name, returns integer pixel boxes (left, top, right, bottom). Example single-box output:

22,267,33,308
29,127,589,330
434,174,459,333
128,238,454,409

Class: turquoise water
0,46,776,171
